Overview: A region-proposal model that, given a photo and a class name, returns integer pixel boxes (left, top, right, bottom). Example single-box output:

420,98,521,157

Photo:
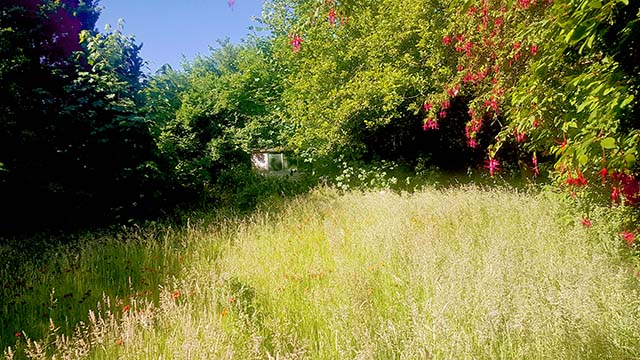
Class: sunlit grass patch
3,185,640,359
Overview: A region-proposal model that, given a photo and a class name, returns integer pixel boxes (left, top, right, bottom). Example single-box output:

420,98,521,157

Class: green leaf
578,154,589,166
601,137,616,149
621,95,635,108
588,0,602,9
625,152,636,165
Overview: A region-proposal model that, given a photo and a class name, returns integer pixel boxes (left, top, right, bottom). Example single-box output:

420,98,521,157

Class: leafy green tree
264,0,488,168
282,0,639,203
0,1,157,233
421,0,639,201
152,37,288,201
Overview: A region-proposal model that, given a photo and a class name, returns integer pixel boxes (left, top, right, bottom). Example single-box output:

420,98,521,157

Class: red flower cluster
422,118,439,131
565,171,587,187
328,8,337,25
610,172,640,204
486,158,500,177
532,153,539,176
290,34,303,53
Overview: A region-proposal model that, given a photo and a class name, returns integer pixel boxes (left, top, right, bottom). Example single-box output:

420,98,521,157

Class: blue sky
96,0,265,73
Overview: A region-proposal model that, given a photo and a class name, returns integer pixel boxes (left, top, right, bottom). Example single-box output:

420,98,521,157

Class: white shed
251,148,296,176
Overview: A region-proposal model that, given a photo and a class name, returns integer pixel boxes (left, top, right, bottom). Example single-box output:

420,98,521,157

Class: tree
263,0,492,168
0,1,157,233
150,37,288,202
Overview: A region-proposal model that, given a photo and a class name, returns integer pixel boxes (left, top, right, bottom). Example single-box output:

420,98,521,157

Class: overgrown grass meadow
3,185,640,359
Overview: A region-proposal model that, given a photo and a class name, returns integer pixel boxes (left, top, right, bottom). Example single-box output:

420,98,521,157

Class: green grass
3,185,640,359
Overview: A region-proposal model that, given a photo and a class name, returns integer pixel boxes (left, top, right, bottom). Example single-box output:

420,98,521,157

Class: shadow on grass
0,172,316,354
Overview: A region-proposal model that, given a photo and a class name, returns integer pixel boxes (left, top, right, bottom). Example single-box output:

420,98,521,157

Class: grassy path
3,186,640,359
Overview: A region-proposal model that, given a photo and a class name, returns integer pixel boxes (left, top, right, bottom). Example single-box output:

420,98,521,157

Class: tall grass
3,185,640,359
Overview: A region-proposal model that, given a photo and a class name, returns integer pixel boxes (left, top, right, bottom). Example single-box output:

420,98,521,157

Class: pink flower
622,230,635,246
494,18,503,27
457,65,464,72
532,154,539,176
518,0,532,9
486,158,500,177
464,41,474,56
422,118,439,131
581,218,592,228
423,102,433,112
612,186,620,202
530,44,538,56
328,9,337,24
611,172,640,204
448,85,460,97
228,0,235,9
442,100,450,110
484,97,499,112
290,34,303,53
467,138,478,148
532,118,541,128
442,36,452,45
439,110,447,119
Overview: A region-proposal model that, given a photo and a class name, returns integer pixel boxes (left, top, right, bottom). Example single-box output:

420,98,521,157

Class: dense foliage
1,0,638,235
274,0,639,201
0,0,158,233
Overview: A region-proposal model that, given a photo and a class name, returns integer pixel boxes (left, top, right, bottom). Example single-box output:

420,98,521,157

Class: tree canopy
1,0,638,235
